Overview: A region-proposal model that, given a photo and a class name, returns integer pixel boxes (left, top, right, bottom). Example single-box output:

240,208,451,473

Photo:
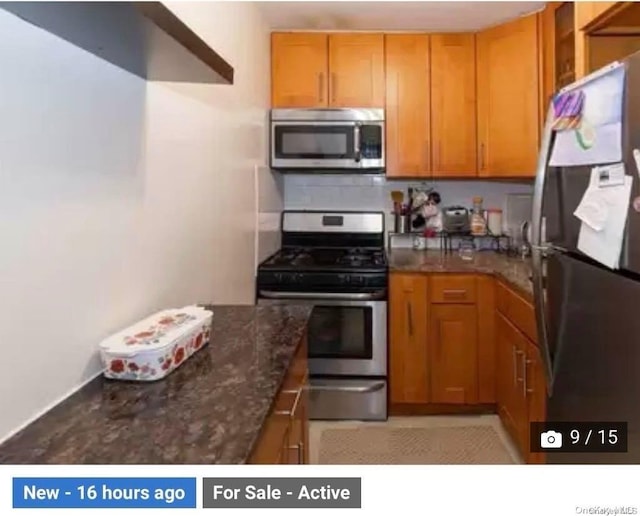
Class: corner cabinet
388,272,546,463
477,13,541,177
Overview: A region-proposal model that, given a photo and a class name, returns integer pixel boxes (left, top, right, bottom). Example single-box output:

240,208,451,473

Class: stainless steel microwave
270,108,385,172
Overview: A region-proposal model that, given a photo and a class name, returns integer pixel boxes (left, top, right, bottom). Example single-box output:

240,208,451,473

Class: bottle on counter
470,196,487,236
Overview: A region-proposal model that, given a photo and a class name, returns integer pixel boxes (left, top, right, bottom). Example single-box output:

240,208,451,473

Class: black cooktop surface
260,246,387,271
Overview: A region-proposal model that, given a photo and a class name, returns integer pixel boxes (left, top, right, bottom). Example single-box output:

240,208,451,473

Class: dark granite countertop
388,249,533,298
0,305,311,464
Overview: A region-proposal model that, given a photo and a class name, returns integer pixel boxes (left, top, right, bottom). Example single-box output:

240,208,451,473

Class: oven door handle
259,290,386,301
310,381,385,393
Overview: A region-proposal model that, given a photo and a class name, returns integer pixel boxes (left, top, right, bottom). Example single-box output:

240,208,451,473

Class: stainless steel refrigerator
532,52,640,464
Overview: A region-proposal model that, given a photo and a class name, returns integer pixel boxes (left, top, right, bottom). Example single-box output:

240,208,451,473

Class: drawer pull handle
275,387,302,417
407,301,414,337
310,381,385,393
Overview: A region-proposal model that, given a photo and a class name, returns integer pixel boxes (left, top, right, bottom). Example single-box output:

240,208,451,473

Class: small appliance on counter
99,306,212,381
442,206,470,233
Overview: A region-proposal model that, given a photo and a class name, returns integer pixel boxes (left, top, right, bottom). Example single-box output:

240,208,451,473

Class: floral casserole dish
99,305,213,381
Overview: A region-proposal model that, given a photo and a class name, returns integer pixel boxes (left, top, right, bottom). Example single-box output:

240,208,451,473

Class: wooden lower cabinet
390,273,492,409
389,273,430,404
248,337,309,464
389,271,546,463
496,303,547,464
496,312,528,451
429,304,478,404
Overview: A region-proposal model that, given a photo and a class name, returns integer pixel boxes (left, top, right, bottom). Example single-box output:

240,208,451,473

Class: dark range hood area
0,1,234,84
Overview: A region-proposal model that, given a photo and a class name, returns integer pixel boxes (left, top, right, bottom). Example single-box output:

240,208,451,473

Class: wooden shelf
0,2,234,84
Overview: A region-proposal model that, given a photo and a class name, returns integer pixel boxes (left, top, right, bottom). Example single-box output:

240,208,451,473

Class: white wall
0,1,271,443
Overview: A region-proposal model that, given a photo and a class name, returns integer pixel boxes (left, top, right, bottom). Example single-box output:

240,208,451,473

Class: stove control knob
341,274,351,284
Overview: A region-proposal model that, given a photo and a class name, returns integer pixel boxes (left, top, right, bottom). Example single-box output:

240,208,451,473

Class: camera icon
540,430,563,449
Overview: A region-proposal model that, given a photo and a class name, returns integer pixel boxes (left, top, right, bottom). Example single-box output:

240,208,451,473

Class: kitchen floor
309,415,524,465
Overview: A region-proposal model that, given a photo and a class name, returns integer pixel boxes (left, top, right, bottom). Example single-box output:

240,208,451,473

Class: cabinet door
496,313,527,451
384,34,431,178
496,314,522,448
524,341,547,464
271,33,328,108
477,13,540,177
429,304,478,404
329,33,385,108
389,273,429,404
431,34,477,177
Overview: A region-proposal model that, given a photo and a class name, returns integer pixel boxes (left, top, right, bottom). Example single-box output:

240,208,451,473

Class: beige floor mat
318,424,516,465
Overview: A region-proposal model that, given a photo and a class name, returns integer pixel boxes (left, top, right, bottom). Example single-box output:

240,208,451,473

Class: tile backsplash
284,174,532,212
283,174,533,249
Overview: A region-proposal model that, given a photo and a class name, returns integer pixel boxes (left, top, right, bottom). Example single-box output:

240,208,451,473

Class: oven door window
274,125,355,160
308,306,372,359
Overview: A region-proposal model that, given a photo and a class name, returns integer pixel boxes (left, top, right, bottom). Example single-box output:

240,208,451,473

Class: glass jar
458,238,476,261
487,208,503,236
470,196,487,236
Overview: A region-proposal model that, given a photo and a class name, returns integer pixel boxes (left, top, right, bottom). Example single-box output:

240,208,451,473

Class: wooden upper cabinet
389,273,430,405
271,33,328,108
329,33,385,107
430,34,477,177
477,13,541,177
429,304,478,404
575,2,622,30
385,34,431,178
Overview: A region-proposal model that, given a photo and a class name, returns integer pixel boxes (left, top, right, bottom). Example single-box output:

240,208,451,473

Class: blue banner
12,477,196,509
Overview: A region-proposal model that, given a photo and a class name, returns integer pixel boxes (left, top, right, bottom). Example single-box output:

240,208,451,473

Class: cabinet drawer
430,275,477,304
496,281,537,343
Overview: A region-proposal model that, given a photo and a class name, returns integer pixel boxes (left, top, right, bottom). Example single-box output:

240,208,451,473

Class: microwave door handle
354,123,361,163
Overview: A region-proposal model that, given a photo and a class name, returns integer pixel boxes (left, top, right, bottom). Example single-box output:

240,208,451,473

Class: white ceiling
258,1,546,32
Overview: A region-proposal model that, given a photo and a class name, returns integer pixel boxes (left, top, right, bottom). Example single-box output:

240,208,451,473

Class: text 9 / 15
530,422,628,453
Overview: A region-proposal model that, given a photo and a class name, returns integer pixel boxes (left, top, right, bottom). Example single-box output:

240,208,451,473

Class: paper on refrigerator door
574,168,633,269
550,65,625,167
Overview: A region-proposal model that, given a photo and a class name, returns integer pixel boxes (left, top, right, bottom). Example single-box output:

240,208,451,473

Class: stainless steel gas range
256,211,388,421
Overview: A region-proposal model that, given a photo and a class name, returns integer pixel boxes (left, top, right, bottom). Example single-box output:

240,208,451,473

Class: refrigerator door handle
531,102,556,395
